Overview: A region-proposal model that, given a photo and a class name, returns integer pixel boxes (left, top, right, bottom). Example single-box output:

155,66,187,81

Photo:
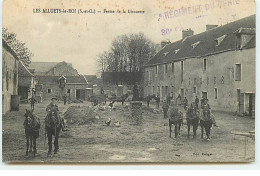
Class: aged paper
2,0,256,163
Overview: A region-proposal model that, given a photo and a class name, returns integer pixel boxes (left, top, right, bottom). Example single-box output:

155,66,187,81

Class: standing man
183,97,188,110
156,96,160,109
162,101,169,118
200,97,205,108
68,93,71,104
63,94,67,105
195,96,199,109
30,95,36,110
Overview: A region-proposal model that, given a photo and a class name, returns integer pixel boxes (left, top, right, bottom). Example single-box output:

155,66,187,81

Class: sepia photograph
1,0,256,164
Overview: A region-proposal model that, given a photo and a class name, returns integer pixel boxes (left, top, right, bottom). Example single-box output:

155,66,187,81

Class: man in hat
183,97,188,110
202,99,217,126
195,96,199,109
162,100,169,118
29,95,36,110
46,97,68,131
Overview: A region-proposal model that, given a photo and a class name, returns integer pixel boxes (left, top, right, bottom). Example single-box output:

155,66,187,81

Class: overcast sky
3,0,255,75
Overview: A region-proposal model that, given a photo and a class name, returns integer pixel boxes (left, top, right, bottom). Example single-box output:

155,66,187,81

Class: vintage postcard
1,0,255,163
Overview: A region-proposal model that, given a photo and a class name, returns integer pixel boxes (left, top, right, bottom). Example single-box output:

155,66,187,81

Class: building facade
144,15,255,116
35,75,88,101
2,40,19,114
18,61,36,101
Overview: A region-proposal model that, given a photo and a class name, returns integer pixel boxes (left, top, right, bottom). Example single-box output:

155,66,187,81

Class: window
172,63,174,72
193,87,196,93
163,52,169,56
203,59,207,71
181,61,184,82
214,88,218,99
67,89,71,94
215,35,227,46
174,49,180,54
235,64,241,81
165,64,168,73
47,89,52,93
191,41,200,49
155,65,158,74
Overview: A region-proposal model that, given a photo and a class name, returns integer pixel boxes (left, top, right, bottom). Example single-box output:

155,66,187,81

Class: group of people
162,96,216,126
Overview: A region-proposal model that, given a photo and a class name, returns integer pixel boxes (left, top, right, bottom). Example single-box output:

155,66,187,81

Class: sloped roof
84,75,97,82
36,75,88,85
18,61,34,77
145,14,255,67
28,62,59,73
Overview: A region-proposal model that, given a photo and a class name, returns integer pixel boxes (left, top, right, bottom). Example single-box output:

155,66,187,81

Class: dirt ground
2,100,255,163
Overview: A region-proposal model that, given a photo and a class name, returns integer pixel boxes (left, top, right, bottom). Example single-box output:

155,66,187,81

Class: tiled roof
36,75,88,85
84,75,97,82
28,62,59,73
145,15,255,67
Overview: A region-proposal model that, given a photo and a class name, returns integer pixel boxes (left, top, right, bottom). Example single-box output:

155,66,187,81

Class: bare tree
2,28,33,66
96,32,159,73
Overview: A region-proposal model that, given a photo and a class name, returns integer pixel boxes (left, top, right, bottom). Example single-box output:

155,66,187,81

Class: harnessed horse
24,109,40,156
45,109,62,155
168,107,183,138
186,104,200,138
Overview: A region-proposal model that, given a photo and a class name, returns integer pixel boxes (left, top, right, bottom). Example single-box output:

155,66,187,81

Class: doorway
76,89,80,100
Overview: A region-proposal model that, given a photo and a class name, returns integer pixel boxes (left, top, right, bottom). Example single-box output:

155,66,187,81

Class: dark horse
200,108,213,140
168,107,183,138
24,109,40,156
45,109,62,155
186,103,200,138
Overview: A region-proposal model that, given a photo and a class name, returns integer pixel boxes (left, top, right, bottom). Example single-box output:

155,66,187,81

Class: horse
45,109,62,155
186,104,200,138
168,107,183,138
23,109,41,156
200,109,213,140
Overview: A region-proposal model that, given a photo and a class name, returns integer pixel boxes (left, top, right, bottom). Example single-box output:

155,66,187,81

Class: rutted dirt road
2,100,255,163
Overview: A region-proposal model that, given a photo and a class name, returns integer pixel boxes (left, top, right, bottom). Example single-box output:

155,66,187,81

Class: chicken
114,121,120,127
105,118,111,126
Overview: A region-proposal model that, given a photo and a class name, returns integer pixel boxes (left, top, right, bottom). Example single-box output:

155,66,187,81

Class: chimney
182,29,194,39
206,25,218,31
161,40,171,48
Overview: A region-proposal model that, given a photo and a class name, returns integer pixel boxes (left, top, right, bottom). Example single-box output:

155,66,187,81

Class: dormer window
234,28,255,49
163,52,169,56
215,35,227,46
174,49,180,54
191,41,200,49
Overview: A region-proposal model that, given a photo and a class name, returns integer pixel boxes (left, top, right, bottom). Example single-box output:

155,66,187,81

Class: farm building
2,39,19,114
18,61,36,102
144,15,255,116
34,75,88,101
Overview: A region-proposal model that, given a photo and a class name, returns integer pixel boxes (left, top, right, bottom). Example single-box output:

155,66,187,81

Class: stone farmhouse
28,61,88,101
144,15,255,116
2,39,19,114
